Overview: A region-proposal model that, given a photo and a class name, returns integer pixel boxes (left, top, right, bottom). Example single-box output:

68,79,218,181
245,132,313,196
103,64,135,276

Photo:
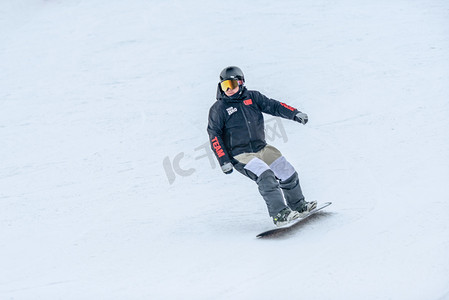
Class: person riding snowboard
207,66,317,227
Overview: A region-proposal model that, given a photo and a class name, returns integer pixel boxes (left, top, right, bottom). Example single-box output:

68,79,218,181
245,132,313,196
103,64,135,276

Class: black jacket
207,85,299,166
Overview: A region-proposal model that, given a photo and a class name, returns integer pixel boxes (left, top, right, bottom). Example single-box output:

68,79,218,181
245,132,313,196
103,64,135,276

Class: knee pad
243,157,270,177
269,156,296,181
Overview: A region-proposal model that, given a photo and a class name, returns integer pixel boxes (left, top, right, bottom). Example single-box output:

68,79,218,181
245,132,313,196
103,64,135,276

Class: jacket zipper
240,103,255,152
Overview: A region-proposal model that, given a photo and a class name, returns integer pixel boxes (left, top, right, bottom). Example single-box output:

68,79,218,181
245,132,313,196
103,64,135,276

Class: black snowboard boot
273,207,300,227
295,200,317,216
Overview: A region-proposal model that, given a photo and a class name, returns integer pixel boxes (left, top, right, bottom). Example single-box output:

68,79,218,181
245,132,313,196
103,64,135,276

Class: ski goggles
220,79,242,91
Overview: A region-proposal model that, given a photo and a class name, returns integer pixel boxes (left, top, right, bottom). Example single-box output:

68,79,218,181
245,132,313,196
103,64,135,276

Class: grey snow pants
233,145,305,217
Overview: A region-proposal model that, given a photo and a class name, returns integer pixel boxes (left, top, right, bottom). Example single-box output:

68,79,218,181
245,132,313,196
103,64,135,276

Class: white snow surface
1,0,449,299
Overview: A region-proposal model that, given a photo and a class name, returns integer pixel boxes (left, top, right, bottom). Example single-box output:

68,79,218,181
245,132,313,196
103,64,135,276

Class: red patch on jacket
243,99,253,105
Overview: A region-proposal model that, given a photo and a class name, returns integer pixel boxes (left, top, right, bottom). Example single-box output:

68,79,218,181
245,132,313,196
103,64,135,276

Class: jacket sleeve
252,91,299,120
207,105,232,166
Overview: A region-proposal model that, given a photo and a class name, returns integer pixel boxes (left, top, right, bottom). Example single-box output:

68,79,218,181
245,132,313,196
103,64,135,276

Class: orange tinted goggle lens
220,79,239,91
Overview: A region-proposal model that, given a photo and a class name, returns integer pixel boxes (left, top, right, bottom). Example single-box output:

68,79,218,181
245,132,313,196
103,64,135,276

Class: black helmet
219,66,245,83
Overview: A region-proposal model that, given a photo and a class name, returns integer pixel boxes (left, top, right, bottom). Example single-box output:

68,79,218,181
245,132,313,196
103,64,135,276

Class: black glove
221,162,233,174
294,112,308,125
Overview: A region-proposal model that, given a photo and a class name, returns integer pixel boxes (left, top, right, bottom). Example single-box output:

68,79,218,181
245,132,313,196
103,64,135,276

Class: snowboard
256,202,332,238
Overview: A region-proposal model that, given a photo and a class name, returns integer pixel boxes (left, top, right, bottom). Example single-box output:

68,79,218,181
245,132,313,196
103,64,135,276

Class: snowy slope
1,0,449,299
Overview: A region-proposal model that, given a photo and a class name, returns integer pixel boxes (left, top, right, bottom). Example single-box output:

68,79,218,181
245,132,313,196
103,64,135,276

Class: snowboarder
207,66,317,227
